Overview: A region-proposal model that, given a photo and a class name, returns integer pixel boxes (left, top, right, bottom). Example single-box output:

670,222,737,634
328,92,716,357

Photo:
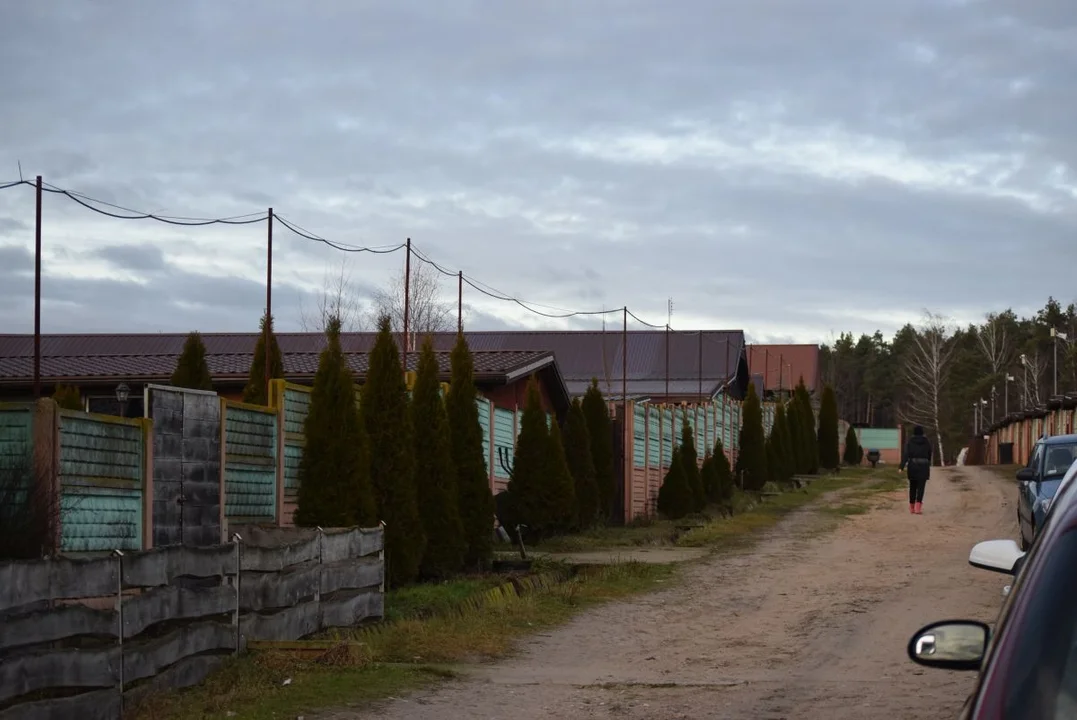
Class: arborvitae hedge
765,435,779,486
710,440,735,508
787,399,804,475
679,416,706,512
361,315,425,586
51,384,82,411
843,425,863,466
445,334,495,569
504,377,558,539
738,382,768,491
562,398,599,529
657,446,693,520
817,384,840,471
295,317,376,529
411,338,465,579
582,379,615,522
170,332,214,391
794,379,819,474
771,402,794,484
242,313,284,405
546,418,578,534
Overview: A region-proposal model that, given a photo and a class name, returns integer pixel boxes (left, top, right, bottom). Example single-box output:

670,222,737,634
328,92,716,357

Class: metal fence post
231,532,242,654
315,526,323,606
378,520,387,593
111,549,125,708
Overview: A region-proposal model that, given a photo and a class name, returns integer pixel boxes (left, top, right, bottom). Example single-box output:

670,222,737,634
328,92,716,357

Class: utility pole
402,238,411,371
33,175,42,399
265,208,273,393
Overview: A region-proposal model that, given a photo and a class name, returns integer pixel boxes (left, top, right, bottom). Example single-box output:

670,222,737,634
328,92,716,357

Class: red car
907,465,1077,718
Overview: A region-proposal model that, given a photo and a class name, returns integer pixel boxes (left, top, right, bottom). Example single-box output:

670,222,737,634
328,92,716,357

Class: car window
1030,444,1044,473
995,527,1077,718
1044,443,1077,479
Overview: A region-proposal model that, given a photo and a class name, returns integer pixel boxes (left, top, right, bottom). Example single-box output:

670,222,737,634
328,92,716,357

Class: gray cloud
0,0,1074,343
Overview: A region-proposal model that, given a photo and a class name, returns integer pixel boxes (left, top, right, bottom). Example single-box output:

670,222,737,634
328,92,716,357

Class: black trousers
908,477,927,504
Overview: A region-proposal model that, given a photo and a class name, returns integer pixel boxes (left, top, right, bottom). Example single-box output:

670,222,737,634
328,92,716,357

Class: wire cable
274,214,405,254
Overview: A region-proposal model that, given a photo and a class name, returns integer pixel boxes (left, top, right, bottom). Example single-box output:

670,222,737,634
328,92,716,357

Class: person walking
899,425,933,515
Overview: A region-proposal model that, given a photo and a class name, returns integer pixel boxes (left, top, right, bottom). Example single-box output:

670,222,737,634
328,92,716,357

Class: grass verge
128,563,674,720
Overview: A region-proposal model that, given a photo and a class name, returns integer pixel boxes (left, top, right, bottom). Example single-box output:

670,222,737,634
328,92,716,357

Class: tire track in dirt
333,467,1015,719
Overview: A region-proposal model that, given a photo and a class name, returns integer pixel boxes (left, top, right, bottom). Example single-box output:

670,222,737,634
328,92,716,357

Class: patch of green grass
127,658,447,720
384,576,506,622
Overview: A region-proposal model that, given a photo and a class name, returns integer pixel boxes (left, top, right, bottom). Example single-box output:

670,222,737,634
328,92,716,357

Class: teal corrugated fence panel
647,407,660,466
476,397,491,472
633,404,646,468
493,408,515,479
223,403,277,520
282,386,311,493
858,428,900,450
661,408,673,465
58,412,143,553
0,404,35,518
694,407,705,453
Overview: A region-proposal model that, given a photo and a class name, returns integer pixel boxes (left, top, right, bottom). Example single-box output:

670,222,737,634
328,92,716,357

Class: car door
1019,443,1043,544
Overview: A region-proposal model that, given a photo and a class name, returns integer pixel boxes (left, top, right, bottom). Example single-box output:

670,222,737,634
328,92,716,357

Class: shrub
171,331,214,391
656,446,694,520
0,450,58,560
738,382,768,491
679,416,706,512
242,313,284,405
361,315,425,586
445,334,496,569
51,384,82,411
294,317,376,529
411,338,465,579
786,399,804,474
817,384,840,470
503,377,558,540
710,440,735,508
582,379,615,522
794,378,819,474
562,398,600,529
771,401,795,483
843,425,863,466
546,416,578,533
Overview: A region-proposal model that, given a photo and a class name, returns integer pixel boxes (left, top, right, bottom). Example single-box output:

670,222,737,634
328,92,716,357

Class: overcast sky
1,0,1074,344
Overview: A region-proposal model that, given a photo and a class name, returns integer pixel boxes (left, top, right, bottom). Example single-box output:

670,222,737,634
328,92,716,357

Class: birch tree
977,312,1015,378
300,259,366,333
899,312,956,464
371,260,454,350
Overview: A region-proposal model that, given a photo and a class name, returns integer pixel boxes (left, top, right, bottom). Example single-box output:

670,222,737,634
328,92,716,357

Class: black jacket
901,435,933,481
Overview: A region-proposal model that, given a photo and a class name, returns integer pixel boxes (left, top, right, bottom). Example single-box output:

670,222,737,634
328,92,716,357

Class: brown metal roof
0,329,747,398
747,344,821,393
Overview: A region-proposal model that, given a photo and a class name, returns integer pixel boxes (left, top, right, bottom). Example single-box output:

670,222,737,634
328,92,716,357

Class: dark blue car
1017,434,1077,550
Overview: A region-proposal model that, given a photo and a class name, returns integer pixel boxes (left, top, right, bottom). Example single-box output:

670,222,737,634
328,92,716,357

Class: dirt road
351,467,1015,719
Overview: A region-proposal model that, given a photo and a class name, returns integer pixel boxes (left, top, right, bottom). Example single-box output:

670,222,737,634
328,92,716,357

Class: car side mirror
907,620,990,671
969,539,1025,575
1016,467,1037,483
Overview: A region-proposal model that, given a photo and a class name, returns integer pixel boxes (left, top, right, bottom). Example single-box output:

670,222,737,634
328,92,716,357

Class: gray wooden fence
0,526,384,720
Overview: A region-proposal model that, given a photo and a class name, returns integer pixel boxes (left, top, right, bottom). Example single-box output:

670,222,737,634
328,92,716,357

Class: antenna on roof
667,297,673,327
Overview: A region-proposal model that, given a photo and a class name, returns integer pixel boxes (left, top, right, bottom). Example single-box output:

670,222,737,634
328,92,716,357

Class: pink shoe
914,502,922,515
910,503,916,514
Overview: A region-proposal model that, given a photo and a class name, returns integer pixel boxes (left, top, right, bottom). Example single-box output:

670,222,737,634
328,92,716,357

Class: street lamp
115,383,130,419
1050,328,1071,398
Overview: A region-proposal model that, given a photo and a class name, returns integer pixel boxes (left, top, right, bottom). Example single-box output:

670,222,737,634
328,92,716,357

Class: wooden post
142,417,154,550
219,398,228,543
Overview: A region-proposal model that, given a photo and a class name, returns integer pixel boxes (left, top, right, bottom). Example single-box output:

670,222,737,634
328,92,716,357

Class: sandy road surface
339,467,1015,720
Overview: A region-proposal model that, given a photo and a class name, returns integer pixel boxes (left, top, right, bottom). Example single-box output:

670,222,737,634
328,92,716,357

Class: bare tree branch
977,312,1014,378
300,259,366,333
898,311,956,465
370,260,454,344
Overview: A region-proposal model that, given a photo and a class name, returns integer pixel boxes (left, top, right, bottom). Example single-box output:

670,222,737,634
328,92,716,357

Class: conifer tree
411,338,465,578
562,398,599,529
679,416,706,512
295,317,376,529
657,446,694,520
582,379,615,521
786,399,804,475
777,402,796,482
361,315,425,586
794,379,819,474
51,384,82,411
546,418,578,533
710,440,735,509
738,382,768,491
817,384,840,471
242,313,285,405
170,332,214,390
445,334,496,569
504,377,556,539
843,425,863,466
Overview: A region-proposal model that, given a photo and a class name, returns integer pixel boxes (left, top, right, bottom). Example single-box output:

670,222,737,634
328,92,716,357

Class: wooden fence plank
320,557,383,596
0,688,120,720
123,544,236,587
321,528,383,563
320,590,383,630
240,600,320,642
240,536,319,572
0,646,119,705
0,557,117,615
125,654,225,704
240,562,319,613
123,585,235,639
0,603,114,653
122,621,235,684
